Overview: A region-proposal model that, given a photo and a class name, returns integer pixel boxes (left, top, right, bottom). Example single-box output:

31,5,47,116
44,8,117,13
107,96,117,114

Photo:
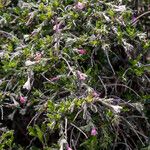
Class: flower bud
20,96,26,104
91,127,98,136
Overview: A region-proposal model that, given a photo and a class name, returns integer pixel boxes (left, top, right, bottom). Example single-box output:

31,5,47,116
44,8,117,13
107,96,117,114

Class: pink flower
75,2,85,10
92,91,99,97
66,145,73,150
50,76,60,82
20,96,26,104
91,128,98,136
77,71,87,80
77,49,87,55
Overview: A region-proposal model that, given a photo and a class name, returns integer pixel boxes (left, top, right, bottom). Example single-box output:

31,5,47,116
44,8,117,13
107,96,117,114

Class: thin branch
98,76,108,97
70,123,88,139
105,83,141,98
131,11,150,25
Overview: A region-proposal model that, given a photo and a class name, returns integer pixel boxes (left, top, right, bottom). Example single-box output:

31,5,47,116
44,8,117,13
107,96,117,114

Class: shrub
0,0,149,149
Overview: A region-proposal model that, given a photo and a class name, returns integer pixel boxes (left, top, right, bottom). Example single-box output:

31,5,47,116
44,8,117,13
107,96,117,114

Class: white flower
122,39,133,53
25,60,37,66
103,13,110,22
137,33,146,40
0,51,4,58
23,76,31,90
114,5,126,12
111,105,122,113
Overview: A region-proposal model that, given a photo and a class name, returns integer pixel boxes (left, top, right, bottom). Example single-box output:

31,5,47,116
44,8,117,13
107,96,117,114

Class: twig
98,76,108,97
120,117,145,146
105,83,141,98
0,106,3,120
70,127,74,148
61,56,76,76
65,117,68,140
27,113,40,128
73,109,82,122
131,11,150,25
74,132,81,147
105,49,116,75
71,139,77,150
70,123,88,139
0,30,17,39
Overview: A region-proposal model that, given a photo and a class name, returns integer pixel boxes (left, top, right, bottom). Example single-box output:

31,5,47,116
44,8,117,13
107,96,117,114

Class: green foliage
0,0,149,149
0,130,15,150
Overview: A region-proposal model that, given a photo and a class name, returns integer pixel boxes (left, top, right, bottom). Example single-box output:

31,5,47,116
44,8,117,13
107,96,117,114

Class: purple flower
132,15,136,22
91,127,98,136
